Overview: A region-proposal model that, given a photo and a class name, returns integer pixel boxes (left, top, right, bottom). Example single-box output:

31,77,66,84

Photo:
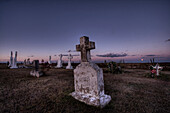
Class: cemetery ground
0,64,170,113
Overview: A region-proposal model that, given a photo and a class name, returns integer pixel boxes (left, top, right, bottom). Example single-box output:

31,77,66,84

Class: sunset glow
0,0,170,63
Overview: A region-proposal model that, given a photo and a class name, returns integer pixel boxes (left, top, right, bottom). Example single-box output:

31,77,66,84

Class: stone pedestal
30,70,43,78
56,60,62,68
66,63,73,69
70,62,111,108
10,60,18,68
10,65,18,69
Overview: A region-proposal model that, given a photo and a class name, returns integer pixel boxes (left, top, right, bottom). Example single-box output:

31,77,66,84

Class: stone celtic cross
76,36,95,62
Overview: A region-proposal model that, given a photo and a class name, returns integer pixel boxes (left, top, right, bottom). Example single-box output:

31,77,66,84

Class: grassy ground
0,67,169,113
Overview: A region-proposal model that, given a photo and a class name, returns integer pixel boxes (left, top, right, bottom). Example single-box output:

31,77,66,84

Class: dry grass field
0,64,170,113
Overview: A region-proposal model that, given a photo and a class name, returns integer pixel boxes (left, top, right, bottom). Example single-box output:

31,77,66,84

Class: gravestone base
10,65,18,69
30,70,43,78
70,92,111,108
66,65,73,69
56,62,62,68
55,65,62,68
70,62,111,108
56,66,62,68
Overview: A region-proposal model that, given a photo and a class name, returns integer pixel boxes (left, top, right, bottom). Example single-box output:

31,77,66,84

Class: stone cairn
66,53,73,69
10,51,18,69
70,36,111,108
30,60,43,77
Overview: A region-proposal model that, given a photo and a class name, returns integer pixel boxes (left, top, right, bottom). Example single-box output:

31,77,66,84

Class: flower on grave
151,70,156,74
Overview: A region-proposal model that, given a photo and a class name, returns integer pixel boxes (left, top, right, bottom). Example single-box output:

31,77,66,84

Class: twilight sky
0,0,170,63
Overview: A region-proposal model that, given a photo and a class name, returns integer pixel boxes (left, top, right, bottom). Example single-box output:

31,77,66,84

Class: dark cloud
131,54,142,56
145,55,156,56
67,50,77,52
165,39,170,42
54,54,79,56
96,53,128,58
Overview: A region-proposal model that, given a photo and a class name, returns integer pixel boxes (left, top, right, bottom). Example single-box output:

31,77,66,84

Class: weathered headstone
56,54,63,68
153,63,163,76
70,36,111,108
8,51,13,67
66,54,73,69
30,60,43,77
10,51,18,69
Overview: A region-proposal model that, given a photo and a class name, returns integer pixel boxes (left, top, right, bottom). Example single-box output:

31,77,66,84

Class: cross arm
87,41,95,50
76,44,81,51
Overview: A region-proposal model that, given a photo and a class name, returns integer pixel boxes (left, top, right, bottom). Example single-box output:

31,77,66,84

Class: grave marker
30,60,43,77
56,54,63,68
66,54,73,69
10,51,18,69
8,51,13,67
70,36,111,108
153,63,163,76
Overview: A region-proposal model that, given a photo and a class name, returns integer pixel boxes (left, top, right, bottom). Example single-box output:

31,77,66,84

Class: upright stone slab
10,51,18,69
48,56,52,64
30,60,43,77
8,51,13,67
70,36,111,108
56,54,63,68
66,54,73,69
